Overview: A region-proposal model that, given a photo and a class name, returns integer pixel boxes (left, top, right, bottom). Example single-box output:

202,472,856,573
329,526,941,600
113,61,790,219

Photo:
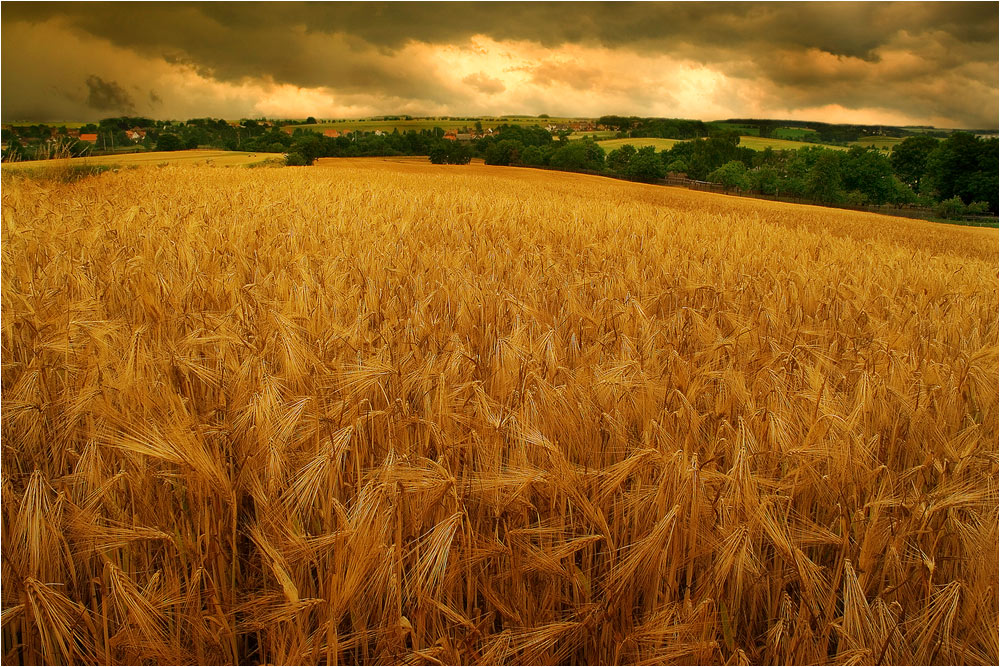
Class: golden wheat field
2,158,998,665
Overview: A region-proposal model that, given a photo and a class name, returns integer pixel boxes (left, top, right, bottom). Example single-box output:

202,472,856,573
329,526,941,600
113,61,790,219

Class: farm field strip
2,160,997,665
1,149,279,169
848,136,906,151
737,135,850,151
291,116,582,134
597,136,854,153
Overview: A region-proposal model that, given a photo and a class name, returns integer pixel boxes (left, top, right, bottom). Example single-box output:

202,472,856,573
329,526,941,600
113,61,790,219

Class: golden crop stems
1,160,996,665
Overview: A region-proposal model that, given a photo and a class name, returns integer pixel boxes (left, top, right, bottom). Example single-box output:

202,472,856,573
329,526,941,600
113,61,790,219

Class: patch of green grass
712,122,760,136
6,121,88,129
597,138,682,152
848,136,905,152
738,136,849,151
570,131,616,140
774,127,819,140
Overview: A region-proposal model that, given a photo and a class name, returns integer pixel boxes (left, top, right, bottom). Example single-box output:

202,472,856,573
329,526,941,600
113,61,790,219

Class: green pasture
711,122,760,136
737,136,849,151
597,137,683,152
848,136,906,152
773,127,819,140
570,131,616,140
5,121,88,129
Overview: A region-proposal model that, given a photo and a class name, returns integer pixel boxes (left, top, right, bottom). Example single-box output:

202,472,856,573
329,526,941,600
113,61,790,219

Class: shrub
965,200,991,215
284,151,313,166
935,196,966,219
708,160,748,189
665,158,688,174
156,133,183,151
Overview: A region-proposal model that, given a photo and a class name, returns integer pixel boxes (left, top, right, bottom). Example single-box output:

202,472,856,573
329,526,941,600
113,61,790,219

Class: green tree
708,160,748,189
805,152,845,203
291,134,322,163
606,144,637,174
549,139,605,171
520,145,545,166
429,142,471,165
923,132,998,211
886,176,917,206
285,151,313,166
623,146,666,182
890,135,938,191
156,133,183,151
747,165,781,195
484,139,524,166
664,158,688,174
841,146,897,204
428,146,448,164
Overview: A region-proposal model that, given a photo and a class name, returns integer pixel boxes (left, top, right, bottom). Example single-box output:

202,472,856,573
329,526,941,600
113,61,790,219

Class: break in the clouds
2,1,997,128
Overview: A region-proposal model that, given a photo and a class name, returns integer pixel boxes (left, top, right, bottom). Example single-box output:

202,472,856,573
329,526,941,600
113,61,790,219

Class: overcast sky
3,1,998,128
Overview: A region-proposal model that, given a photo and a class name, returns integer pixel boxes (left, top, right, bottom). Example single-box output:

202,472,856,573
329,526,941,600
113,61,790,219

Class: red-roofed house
126,128,146,142
443,132,458,141
324,129,341,138
79,134,98,143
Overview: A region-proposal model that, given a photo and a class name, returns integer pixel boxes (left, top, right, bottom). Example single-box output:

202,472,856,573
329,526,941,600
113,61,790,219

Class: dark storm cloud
7,2,995,61
85,75,136,113
2,1,998,127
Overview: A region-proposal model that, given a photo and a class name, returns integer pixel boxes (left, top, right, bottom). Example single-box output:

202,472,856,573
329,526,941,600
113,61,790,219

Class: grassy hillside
2,159,996,665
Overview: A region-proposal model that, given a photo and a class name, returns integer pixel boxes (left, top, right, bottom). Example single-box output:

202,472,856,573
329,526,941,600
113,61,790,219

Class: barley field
2,159,997,665
2,149,280,171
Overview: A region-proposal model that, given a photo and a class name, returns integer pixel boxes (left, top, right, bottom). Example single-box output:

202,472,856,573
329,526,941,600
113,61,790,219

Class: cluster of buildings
545,121,599,132
2,124,148,146
443,130,491,141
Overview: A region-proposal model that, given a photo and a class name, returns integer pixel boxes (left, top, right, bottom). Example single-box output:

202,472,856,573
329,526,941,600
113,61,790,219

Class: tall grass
2,162,997,664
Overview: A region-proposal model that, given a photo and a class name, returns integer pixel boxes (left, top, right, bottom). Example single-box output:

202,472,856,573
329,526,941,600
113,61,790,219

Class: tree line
469,131,997,216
